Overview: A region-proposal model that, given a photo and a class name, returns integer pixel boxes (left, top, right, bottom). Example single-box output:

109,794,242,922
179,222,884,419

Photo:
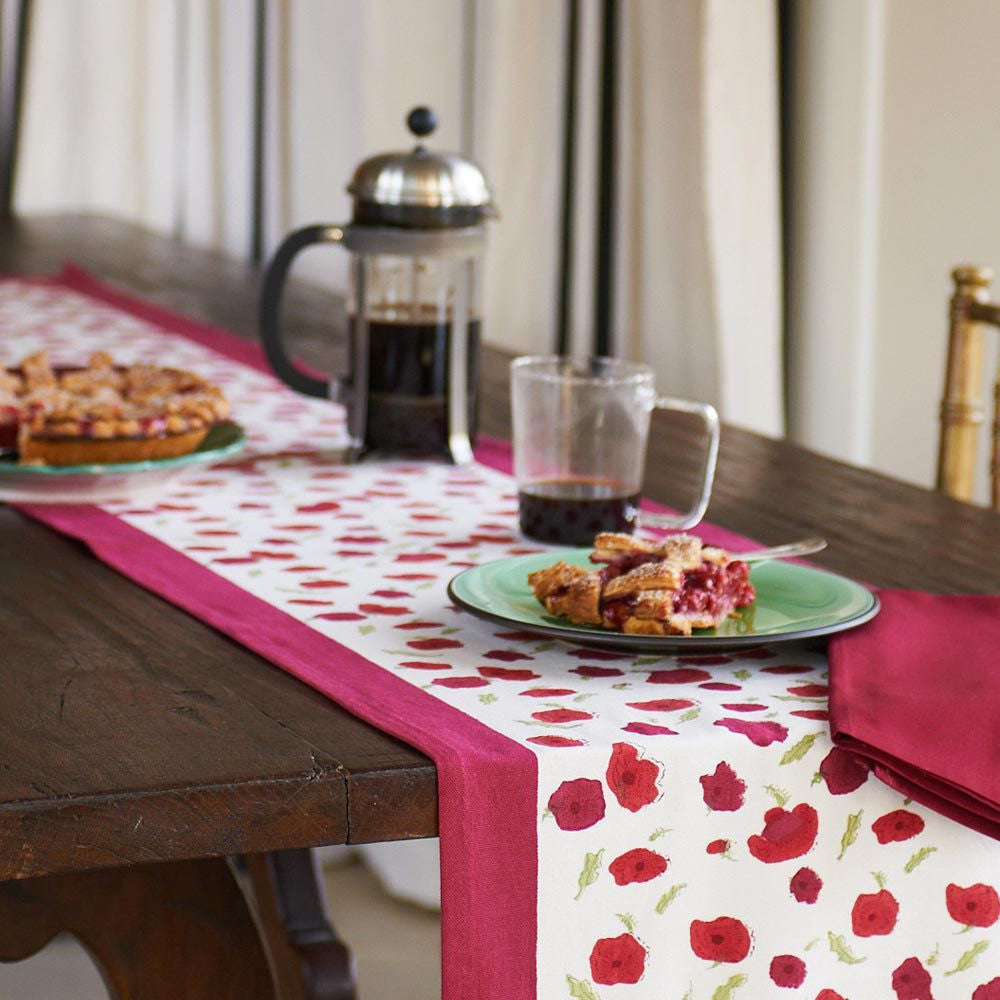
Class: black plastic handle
259,224,342,398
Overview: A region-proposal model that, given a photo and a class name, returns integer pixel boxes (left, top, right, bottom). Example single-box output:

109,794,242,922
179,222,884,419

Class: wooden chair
937,266,1000,510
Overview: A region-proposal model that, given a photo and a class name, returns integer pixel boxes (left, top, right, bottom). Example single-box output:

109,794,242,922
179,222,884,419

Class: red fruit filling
593,550,754,627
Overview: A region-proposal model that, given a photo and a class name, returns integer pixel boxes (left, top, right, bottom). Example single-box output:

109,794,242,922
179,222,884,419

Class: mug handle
639,396,720,531
259,224,345,398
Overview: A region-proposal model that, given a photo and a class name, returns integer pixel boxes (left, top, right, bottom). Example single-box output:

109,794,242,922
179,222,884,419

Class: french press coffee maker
260,107,496,463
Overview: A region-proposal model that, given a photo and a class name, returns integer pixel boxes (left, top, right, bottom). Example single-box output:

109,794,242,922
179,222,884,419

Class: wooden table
1,215,999,998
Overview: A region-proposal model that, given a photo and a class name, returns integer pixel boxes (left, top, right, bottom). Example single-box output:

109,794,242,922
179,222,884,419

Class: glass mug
511,356,719,545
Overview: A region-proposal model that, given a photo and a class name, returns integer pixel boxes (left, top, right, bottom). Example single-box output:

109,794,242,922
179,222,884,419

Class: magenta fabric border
10,268,539,1000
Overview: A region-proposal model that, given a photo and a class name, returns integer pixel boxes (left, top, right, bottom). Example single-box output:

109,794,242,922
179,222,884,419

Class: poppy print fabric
6,274,1000,998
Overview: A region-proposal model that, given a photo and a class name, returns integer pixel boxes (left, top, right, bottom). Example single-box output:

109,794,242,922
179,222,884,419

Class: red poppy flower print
700,681,742,691
519,687,576,697
477,666,540,681
699,761,746,812
621,722,678,737
482,649,534,661
608,848,668,885
770,954,806,988
407,637,463,651
527,735,585,748
625,698,695,712
570,665,625,678
816,991,847,1000
892,957,932,1000
589,933,646,985
852,889,899,937
606,743,661,812
790,709,830,721
689,916,751,963
789,867,822,903
706,839,729,855
818,747,870,794
432,676,488,689
946,882,1000,927
747,804,819,863
786,683,829,697
532,709,593,724
647,667,712,684
714,718,788,746
974,978,1000,1000
872,809,925,844
547,778,606,831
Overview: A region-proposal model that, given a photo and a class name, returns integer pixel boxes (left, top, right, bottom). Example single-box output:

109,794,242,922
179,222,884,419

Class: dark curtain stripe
594,0,618,357
556,0,580,355
0,0,32,217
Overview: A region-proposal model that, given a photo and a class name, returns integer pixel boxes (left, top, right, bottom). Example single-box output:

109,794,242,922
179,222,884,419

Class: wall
872,0,1000,501
789,0,1000,503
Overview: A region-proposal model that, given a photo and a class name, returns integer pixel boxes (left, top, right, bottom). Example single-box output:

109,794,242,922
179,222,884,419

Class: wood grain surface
1,214,998,884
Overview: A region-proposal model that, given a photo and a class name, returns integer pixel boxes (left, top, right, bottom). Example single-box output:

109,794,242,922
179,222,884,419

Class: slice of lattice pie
528,532,755,636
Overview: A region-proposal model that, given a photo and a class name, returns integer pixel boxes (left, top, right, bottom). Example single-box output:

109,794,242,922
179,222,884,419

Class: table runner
7,268,1000,998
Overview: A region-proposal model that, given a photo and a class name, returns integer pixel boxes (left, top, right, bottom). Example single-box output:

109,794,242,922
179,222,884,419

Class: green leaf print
616,912,635,933
632,656,661,666
872,871,887,890
566,975,601,1000
478,693,498,705
828,931,866,964
533,642,559,653
440,627,460,636
711,973,748,1000
358,623,375,636
574,850,604,901
903,846,938,873
655,883,687,913
610,682,630,690
732,669,751,681
927,943,940,966
764,785,790,807
779,731,823,765
837,811,863,860
944,940,989,976
773,694,827,703
648,827,671,841
679,707,701,722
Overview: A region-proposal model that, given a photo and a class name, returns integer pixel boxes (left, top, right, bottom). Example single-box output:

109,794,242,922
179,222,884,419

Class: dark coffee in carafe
351,315,480,457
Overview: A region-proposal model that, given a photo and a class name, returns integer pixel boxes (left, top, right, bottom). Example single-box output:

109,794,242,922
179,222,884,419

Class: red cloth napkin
828,589,1000,840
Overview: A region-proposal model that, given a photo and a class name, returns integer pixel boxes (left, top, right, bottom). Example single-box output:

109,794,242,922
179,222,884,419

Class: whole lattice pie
0,351,230,465
528,532,756,636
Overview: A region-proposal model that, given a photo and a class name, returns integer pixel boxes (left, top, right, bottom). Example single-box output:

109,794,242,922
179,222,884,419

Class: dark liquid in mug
351,316,480,457
518,478,640,545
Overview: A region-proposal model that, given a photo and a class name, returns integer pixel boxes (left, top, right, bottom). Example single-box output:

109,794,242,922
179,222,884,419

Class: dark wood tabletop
2,213,1000,891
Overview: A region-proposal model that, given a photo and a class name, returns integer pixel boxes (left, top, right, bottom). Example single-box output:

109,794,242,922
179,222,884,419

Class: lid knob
407,106,437,139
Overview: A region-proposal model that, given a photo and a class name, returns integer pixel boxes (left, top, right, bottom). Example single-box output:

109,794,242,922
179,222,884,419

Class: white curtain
17,0,782,437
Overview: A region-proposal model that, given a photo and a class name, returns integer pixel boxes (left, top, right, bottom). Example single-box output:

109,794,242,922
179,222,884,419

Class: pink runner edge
8,265,538,1000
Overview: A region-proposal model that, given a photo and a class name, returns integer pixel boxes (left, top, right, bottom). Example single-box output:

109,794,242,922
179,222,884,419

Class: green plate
0,422,246,504
448,549,879,652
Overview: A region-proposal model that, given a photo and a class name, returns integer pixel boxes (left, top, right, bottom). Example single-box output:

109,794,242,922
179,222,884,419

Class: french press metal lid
347,106,495,229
